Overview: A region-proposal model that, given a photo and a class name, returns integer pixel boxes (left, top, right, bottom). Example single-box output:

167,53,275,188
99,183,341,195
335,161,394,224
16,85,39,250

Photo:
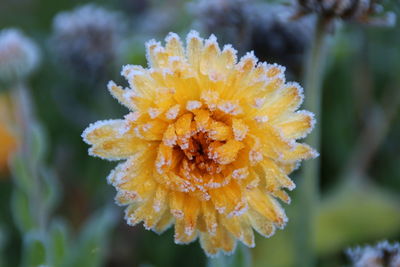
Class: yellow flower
82,31,317,256
0,93,17,174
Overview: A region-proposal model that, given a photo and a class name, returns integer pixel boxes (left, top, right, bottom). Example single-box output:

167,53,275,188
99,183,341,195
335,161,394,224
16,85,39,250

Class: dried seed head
191,0,312,77
250,4,313,78
190,0,254,53
118,0,151,15
51,4,124,82
294,0,396,26
347,241,400,267
0,28,40,84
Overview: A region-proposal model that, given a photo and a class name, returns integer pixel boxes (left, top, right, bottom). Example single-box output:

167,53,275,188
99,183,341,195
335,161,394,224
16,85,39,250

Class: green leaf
67,207,117,267
21,232,48,267
48,219,70,267
40,168,60,215
29,123,47,163
10,154,33,194
315,179,400,255
252,228,296,267
11,190,36,233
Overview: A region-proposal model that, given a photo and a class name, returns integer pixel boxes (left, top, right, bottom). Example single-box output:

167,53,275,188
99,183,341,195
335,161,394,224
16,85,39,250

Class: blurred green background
0,0,399,266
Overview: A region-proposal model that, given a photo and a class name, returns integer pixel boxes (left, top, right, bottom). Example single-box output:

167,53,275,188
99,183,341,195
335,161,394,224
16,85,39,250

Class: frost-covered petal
277,110,315,139
246,188,287,227
82,120,142,160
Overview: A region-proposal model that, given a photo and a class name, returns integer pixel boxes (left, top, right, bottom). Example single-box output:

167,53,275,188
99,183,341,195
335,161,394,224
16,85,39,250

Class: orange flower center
154,109,249,200
181,131,220,174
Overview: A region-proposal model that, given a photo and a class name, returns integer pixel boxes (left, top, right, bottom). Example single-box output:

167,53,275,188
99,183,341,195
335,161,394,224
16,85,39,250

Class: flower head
51,4,123,81
293,0,396,26
0,28,40,84
347,241,400,267
191,0,313,77
190,0,254,53
250,3,313,77
82,31,317,256
0,124,15,173
0,93,17,173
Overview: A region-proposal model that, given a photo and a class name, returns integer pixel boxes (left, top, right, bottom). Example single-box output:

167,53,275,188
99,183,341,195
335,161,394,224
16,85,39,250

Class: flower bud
51,4,123,82
0,28,40,84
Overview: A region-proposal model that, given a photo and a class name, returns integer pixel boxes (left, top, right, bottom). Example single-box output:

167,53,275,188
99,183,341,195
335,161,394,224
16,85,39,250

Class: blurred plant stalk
8,81,117,266
12,82,48,231
207,243,251,267
295,15,329,267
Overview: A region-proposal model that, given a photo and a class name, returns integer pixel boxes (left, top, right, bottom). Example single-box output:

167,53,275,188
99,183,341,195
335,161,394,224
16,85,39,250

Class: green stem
13,82,47,232
207,243,251,267
295,16,329,267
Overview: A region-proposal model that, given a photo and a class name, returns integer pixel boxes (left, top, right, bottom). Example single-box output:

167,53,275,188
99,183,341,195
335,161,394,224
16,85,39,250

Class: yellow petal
170,191,185,219
174,218,198,244
186,30,203,71
247,209,276,237
200,35,221,78
199,226,236,256
155,143,173,174
231,118,249,141
107,81,135,110
193,109,211,131
182,196,201,237
220,215,255,247
165,32,185,58
265,63,285,78
259,158,296,191
118,173,156,202
207,120,232,141
237,52,257,74
272,189,291,204
280,143,319,162
134,120,168,141
208,139,244,165
246,188,287,227
124,192,167,230
209,181,246,216
152,185,169,212
127,67,157,99
277,110,315,139
201,201,218,236
82,120,141,160
175,113,193,138
162,124,177,147
264,82,304,121
276,161,299,175
236,168,260,191
219,44,237,70
145,39,169,68
153,211,174,234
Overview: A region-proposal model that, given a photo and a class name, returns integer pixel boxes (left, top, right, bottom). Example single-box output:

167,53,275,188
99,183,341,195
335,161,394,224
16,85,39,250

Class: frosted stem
295,15,329,267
